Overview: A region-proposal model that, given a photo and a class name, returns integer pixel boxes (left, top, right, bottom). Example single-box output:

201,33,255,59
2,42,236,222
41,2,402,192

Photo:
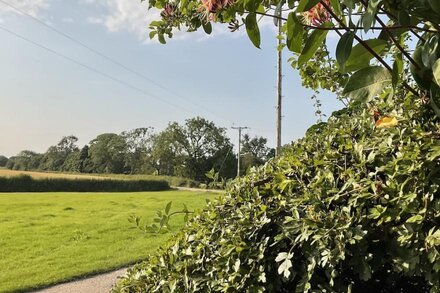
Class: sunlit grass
0,190,215,292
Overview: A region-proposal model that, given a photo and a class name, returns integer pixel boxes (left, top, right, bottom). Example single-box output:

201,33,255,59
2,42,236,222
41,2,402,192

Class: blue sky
0,0,342,157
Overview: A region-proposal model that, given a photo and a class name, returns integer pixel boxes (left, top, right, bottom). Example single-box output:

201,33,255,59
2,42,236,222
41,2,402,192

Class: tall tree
241,134,274,172
121,127,154,174
176,117,233,180
88,133,126,174
150,123,184,176
40,136,79,171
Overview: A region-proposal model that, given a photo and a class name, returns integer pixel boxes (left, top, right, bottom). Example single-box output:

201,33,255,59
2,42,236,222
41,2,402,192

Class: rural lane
32,268,127,293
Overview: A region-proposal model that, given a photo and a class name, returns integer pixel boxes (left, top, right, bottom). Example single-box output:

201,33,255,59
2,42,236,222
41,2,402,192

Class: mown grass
0,190,216,292
0,169,200,188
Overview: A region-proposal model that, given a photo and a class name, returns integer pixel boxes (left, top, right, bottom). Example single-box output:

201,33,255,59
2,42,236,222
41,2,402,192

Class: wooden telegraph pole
276,18,283,156
231,126,249,177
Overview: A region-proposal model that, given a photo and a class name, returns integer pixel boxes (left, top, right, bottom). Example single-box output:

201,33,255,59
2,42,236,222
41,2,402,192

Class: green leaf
165,201,172,215
158,34,166,44
296,0,321,12
273,0,285,26
397,10,411,26
392,54,403,87
343,39,388,73
406,214,424,223
297,23,331,67
245,13,261,48
359,260,372,281
244,0,260,12
342,66,392,102
286,12,303,53
330,0,342,17
362,0,379,32
149,31,157,39
433,59,440,86
336,32,355,70
276,252,293,278
202,22,212,34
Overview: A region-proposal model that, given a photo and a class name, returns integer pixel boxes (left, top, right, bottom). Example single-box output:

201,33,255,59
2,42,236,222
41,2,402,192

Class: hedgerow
114,92,440,292
0,175,170,192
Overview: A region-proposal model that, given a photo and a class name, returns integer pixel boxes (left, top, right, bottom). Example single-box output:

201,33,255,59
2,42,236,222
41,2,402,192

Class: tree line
1,117,274,181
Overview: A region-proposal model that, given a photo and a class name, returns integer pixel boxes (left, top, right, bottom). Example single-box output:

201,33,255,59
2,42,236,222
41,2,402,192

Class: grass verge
0,190,216,292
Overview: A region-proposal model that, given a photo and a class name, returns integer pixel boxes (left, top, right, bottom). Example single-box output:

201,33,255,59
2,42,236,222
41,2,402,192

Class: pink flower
303,0,330,26
201,0,235,16
161,4,176,19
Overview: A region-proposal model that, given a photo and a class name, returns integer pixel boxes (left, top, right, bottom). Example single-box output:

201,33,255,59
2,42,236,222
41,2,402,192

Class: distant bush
0,175,170,192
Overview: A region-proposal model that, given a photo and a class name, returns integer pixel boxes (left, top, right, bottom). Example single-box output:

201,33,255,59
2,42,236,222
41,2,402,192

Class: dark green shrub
114,94,440,292
0,175,169,192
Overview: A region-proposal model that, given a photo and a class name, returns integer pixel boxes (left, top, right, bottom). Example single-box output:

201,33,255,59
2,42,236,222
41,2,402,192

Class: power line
0,0,232,125
0,25,196,114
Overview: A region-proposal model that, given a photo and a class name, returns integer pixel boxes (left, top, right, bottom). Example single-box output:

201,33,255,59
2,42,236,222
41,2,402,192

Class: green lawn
0,191,216,293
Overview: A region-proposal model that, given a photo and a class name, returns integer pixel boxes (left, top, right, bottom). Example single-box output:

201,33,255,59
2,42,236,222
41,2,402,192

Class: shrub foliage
114,93,440,292
0,175,170,192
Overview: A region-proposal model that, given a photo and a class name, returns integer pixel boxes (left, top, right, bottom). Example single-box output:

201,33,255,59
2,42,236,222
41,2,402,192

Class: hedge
114,92,440,292
0,175,170,192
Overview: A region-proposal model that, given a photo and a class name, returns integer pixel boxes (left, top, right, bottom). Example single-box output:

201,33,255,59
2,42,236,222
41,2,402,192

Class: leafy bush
114,94,440,292
0,175,170,192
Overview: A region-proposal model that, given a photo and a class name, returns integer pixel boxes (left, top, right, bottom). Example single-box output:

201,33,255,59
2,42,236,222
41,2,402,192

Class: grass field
0,169,199,187
0,190,216,292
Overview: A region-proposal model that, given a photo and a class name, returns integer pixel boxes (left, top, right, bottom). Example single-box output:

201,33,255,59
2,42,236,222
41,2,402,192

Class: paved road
32,268,127,293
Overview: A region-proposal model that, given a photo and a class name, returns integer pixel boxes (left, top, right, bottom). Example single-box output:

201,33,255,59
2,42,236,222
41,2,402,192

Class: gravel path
32,268,128,293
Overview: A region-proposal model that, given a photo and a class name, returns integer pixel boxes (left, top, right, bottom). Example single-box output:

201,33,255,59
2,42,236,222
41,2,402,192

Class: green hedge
114,94,440,292
0,175,170,192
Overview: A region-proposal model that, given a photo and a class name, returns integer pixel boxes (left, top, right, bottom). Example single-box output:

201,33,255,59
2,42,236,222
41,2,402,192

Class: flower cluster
199,0,234,20
303,0,331,26
161,4,177,19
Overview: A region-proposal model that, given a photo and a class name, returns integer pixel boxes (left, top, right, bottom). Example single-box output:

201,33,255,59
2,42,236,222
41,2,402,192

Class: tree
0,155,8,167
150,123,184,176
173,117,233,181
77,145,91,173
88,133,126,174
40,136,79,171
121,127,155,174
241,134,274,172
6,150,42,170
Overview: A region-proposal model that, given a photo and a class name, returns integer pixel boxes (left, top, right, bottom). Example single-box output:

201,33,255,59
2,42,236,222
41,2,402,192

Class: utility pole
231,126,249,177
276,18,283,156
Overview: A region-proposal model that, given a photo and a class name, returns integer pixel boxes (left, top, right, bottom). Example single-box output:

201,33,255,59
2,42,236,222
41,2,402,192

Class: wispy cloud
0,0,49,17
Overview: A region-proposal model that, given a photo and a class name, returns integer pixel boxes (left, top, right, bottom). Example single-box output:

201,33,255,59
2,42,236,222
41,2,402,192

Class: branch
318,0,420,97
355,0,421,70
253,11,439,33
376,7,426,44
